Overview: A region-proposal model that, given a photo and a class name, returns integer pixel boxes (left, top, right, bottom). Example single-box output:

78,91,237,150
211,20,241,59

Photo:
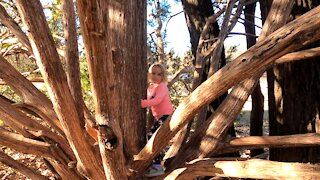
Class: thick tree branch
0,97,75,159
162,158,320,179
275,46,320,64
219,133,320,154
165,4,227,163
0,128,54,159
61,0,85,128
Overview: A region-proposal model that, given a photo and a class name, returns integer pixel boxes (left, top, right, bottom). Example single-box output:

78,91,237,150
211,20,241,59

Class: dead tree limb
162,158,320,179
220,133,320,154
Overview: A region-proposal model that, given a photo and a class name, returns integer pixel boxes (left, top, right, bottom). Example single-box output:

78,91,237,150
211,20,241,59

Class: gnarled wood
0,96,75,161
15,0,105,179
0,128,55,160
61,0,86,130
275,47,320,64
77,0,147,179
0,55,64,136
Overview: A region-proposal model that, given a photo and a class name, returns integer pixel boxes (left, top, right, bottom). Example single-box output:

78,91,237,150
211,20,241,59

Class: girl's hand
141,99,147,108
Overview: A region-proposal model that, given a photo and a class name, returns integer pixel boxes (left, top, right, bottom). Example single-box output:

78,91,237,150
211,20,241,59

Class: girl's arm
141,84,167,108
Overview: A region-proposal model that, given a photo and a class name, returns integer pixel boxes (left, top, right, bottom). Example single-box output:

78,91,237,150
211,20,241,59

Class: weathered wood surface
162,158,320,179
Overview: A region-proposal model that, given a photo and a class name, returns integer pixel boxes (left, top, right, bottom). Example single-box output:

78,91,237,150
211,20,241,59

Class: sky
162,1,262,57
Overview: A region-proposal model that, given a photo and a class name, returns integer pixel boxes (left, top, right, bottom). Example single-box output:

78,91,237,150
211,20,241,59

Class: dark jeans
147,115,169,164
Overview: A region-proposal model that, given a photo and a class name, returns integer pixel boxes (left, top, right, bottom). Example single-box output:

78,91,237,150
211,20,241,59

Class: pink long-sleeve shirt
141,82,174,119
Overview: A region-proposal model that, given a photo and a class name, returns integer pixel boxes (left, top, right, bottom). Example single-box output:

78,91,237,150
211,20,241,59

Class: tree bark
0,93,74,160
164,0,294,171
76,0,147,179
221,133,320,154
163,158,320,179
62,0,86,130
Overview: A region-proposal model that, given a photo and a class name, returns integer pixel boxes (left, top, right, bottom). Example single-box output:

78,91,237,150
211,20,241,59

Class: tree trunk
77,0,147,179
269,0,320,163
244,1,265,157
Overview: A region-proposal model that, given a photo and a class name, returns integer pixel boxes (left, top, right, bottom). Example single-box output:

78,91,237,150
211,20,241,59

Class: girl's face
150,66,163,84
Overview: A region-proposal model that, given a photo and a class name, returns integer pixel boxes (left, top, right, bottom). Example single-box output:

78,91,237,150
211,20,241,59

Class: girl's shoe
144,164,164,177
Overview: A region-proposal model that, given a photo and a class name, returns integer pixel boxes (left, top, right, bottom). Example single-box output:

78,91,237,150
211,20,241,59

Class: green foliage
147,0,173,55
79,57,94,111
147,0,171,27
167,50,193,108
0,85,21,102
44,0,64,46
225,45,239,63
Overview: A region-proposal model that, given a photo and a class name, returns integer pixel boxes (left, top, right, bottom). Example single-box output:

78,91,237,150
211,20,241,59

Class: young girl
141,63,173,176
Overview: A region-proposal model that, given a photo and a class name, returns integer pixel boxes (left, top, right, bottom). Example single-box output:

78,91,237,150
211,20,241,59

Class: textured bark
275,47,320,64
164,76,259,171
61,0,86,130
163,159,320,179
269,0,320,163
16,0,105,179
131,5,320,174
0,128,53,158
77,0,147,179
0,127,81,179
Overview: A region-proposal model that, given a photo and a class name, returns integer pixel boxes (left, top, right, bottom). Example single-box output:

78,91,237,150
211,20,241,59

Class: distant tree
244,0,264,157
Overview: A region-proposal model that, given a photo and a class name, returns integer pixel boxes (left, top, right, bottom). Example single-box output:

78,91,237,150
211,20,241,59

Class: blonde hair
147,63,168,83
